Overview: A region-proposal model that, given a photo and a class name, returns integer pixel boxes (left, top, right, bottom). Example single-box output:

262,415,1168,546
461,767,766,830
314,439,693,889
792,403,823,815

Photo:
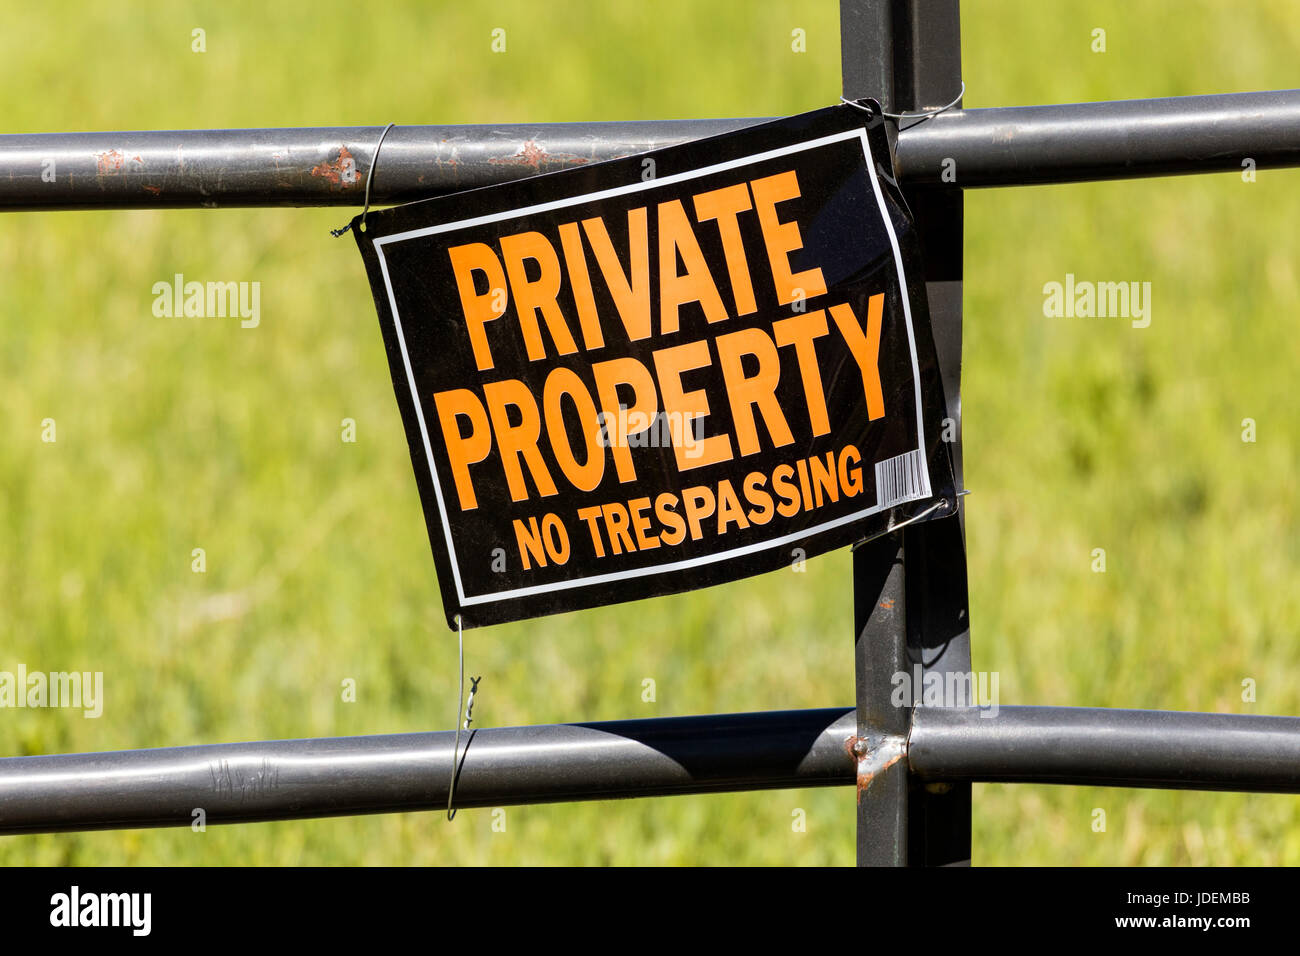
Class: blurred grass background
1,0,1297,865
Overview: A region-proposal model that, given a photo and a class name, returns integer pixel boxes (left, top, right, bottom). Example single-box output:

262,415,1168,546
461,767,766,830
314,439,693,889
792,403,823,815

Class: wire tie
330,122,396,238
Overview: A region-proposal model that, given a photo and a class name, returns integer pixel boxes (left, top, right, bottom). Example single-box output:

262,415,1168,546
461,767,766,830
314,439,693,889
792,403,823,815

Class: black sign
353,104,955,628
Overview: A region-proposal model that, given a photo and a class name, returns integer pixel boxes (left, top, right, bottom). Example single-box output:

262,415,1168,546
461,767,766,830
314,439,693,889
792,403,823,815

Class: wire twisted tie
841,81,965,128
850,489,972,551
446,614,482,821
330,122,396,238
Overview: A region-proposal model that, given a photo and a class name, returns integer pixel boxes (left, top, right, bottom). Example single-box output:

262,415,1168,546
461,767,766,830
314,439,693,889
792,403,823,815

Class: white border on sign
373,126,931,607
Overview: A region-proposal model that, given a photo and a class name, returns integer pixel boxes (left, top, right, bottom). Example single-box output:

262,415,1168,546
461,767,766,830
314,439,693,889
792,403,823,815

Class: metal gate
2,0,1299,866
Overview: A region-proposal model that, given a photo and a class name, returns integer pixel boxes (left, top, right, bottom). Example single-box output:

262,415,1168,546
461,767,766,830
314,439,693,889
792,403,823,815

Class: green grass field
1,0,1298,865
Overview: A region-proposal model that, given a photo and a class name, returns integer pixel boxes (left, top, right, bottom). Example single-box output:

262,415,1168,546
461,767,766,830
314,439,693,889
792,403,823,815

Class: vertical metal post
842,0,908,868
839,0,895,117
895,0,972,869
844,0,972,866
853,533,908,865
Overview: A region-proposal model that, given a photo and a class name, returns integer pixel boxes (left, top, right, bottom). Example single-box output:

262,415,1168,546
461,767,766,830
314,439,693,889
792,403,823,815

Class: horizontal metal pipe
895,89,1300,187
909,706,1300,793
0,707,855,833
0,119,759,211
4,704,1298,833
1,90,1297,210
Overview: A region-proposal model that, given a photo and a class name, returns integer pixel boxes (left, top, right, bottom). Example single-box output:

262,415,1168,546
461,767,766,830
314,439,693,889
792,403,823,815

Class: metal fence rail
0,709,856,833
2,90,1299,210
909,707,1300,794
4,706,1298,835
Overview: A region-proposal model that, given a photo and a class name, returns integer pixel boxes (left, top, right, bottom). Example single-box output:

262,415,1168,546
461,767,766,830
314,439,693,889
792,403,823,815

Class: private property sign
354,104,954,628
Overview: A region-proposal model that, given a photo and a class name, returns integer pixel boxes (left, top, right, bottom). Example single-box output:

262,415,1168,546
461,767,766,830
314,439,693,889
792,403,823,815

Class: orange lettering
653,340,733,471
499,231,578,362
447,242,507,371
584,210,652,342
715,326,793,457
658,198,728,335
772,309,831,437
829,296,885,420
692,182,757,316
432,388,492,510
483,379,558,502
592,356,659,483
750,170,827,306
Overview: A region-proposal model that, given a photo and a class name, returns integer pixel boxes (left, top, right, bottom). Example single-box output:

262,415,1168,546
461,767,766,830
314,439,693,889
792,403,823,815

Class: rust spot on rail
489,139,589,173
94,150,145,176
94,149,125,175
311,145,360,188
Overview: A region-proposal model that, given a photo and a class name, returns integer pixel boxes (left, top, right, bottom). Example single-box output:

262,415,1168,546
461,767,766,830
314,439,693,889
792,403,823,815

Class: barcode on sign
874,449,930,509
